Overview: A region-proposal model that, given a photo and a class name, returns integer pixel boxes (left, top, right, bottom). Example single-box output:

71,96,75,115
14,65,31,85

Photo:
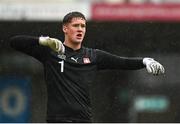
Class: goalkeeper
10,11,165,122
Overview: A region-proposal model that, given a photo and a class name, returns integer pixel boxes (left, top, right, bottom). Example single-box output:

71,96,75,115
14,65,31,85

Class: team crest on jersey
83,57,91,64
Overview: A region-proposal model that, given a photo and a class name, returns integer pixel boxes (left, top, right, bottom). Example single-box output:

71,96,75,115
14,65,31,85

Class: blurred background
0,0,180,122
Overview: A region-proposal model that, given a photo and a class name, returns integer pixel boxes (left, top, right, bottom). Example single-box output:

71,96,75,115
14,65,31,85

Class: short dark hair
62,11,86,25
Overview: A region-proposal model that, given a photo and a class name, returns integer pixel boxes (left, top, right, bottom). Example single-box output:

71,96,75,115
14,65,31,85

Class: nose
77,26,83,31
77,29,84,34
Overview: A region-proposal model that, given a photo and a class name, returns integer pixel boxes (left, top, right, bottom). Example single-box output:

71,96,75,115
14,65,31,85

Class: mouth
76,34,82,38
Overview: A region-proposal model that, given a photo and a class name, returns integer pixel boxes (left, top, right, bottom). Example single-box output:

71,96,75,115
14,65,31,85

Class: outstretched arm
10,35,64,53
95,49,165,75
10,35,64,62
10,35,45,60
10,35,65,61
96,49,145,70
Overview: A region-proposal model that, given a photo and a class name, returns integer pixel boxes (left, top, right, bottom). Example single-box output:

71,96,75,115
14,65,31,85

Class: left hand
143,58,165,75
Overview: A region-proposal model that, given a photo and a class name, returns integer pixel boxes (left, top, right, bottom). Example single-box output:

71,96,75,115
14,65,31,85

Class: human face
63,17,86,45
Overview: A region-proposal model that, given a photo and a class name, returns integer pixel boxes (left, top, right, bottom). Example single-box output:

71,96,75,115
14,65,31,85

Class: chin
74,40,83,44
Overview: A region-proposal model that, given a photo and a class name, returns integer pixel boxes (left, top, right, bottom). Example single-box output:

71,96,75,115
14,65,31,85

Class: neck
63,41,81,50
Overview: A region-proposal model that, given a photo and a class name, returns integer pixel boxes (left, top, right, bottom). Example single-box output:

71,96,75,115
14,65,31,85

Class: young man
10,11,165,122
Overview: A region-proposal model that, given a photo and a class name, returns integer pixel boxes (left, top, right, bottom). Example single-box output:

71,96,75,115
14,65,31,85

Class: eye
73,24,79,27
81,24,86,28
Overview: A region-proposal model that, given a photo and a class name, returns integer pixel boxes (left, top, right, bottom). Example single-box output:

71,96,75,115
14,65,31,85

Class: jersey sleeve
95,49,145,70
10,35,50,62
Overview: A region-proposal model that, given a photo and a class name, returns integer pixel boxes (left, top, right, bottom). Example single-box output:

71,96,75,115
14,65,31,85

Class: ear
63,25,67,33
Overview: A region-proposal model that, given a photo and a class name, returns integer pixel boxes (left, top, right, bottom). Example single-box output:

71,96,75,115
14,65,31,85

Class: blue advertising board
0,76,31,122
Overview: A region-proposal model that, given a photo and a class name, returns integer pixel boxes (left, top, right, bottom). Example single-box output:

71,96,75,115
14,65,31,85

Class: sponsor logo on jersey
83,58,91,64
71,57,79,63
57,54,66,60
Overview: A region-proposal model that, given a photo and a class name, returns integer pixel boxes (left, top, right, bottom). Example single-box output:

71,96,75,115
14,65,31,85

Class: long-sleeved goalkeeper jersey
10,35,145,122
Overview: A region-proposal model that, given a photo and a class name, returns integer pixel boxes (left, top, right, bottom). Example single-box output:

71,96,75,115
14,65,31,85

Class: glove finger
154,64,159,74
161,65,165,74
49,38,57,51
156,68,161,75
50,38,58,51
146,65,153,73
152,62,161,75
59,42,64,53
55,40,59,50
156,63,164,74
160,65,165,74
158,64,165,75
151,64,157,74
58,42,61,51
150,64,156,74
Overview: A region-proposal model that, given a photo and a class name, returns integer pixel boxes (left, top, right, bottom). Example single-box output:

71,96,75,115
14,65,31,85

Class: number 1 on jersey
58,60,64,72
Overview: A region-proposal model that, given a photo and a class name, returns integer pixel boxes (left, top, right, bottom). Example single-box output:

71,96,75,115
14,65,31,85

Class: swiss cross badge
83,58,91,64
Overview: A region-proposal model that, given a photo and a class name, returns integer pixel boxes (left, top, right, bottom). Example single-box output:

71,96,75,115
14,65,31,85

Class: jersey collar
64,45,83,53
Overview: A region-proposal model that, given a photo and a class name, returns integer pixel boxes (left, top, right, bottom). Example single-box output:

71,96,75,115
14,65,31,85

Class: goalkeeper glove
143,58,165,75
39,36,65,54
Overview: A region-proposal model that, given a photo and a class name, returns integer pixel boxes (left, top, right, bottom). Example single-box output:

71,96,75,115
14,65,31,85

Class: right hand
39,36,65,54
